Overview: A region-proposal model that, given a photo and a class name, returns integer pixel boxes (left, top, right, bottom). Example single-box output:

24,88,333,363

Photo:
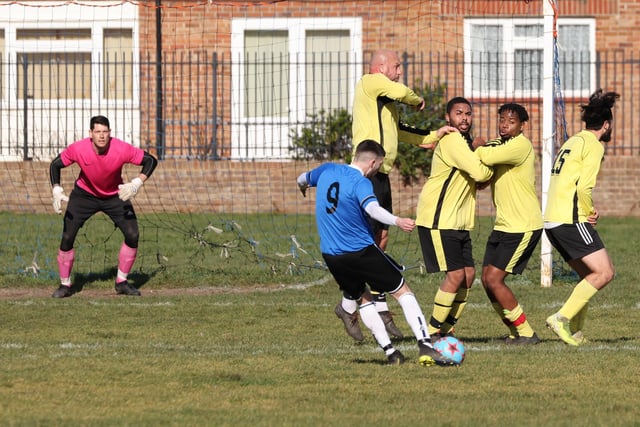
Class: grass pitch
0,215,638,425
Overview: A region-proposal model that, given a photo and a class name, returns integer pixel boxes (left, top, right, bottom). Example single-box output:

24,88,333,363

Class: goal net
0,0,576,288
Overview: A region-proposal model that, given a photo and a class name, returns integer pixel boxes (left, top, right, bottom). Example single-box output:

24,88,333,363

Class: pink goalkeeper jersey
60,137,144,198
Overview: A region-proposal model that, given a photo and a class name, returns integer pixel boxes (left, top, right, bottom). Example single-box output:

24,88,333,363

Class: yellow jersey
352,73,439,174
544,130,604,224
416,132,493,230
476,133,543,232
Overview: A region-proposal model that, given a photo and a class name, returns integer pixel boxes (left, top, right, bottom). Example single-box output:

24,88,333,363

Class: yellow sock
504,304,534,337
559,279,598,320
492,302,518,337
429,289,456,335
570,303,588,333
442,287,469,334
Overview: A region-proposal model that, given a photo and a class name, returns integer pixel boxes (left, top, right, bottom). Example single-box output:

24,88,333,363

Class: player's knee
60,235,75,252
123,232,139,248
602,267,615,284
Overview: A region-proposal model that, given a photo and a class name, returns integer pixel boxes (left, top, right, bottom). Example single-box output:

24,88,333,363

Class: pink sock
116,243,137,283
57,249,75,285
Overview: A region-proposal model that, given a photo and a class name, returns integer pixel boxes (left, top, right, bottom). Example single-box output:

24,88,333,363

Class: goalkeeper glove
118,177,143,201
52,186,69,214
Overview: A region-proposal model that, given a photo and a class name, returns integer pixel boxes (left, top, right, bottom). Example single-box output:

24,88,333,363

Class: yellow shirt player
475,103,543,345
335,49,454,341
544,130,603,224
353,72,439,175
416,97,493,339
544,89,619,346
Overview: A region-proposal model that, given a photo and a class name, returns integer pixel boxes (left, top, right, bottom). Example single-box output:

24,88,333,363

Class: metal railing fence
0,49,637,161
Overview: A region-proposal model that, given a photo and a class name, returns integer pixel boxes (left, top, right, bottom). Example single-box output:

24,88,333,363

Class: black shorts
482,229,542,274
544,223,605,262
418,227,474,273
61,185,138,248
322,245,404,299
367,172,392,232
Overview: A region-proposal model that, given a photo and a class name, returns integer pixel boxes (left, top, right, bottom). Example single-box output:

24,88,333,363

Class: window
244,30,289,118
464,18,595,98
305,30,352,113
231,18,362,159
4,8,137,103
17,52,91,99
0,2,139,161
103,28,134,100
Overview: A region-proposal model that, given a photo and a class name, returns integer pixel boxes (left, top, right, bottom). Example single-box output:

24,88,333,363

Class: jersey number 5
551,149,571,175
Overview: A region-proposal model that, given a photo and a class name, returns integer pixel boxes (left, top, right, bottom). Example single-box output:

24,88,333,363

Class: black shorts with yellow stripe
418,227,474,273
482,229,542,274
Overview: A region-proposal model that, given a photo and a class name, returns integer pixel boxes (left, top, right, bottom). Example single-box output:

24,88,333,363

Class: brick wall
4,156,640,217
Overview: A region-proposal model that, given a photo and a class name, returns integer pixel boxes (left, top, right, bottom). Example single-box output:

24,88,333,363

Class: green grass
0,214,639,425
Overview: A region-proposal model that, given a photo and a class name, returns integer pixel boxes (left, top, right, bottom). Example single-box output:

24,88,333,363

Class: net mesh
0,0,576,286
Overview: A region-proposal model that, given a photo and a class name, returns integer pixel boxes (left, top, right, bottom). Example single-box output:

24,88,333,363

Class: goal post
540,0,556,288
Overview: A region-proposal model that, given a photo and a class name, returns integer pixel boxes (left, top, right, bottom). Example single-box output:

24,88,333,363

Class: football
433,336,466,365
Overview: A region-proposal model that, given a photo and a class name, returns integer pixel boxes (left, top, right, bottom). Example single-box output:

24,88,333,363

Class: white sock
375,300,389,312
397,292,429,341
359,302,391,349
341,297,358,314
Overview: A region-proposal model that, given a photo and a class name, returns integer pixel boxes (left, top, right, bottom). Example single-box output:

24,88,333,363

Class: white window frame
463,18,595,99
1,1,139,108
0,2,140,160
231,17,362,159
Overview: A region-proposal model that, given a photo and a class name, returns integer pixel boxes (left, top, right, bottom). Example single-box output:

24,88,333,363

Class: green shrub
289,109,353,161
395,80,448,184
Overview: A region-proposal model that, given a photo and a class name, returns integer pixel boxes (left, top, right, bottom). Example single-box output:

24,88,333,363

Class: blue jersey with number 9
306,163,377,255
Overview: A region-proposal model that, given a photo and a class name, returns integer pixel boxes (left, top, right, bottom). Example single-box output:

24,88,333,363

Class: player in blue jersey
297,140,452,366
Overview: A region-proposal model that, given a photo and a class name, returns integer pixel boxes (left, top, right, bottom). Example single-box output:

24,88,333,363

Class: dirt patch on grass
0,276,331,300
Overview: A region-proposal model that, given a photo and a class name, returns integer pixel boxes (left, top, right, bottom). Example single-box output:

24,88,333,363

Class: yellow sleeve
476,134,532,167
361,73,422,106
444,134,493,182
398,128,439,146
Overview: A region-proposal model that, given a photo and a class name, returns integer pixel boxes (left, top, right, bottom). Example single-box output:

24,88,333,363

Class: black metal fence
1,50,638,161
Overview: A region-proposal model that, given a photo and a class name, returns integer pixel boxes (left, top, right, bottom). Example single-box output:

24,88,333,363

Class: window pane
514,24,543,38
244,30,289,118
515,49,542,91
104,28,133,100
16,28,91,40
17,52,91,99
470,25,503,92
558,25,590,91
305,30,350,113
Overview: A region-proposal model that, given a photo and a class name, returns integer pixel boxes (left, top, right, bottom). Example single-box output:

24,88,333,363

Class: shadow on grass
353,357,402,366
69,268,155,295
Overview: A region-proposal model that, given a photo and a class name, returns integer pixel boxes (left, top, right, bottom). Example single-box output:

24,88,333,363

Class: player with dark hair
416,97,493,340
297,140,452,366
49,115,158,298
335,49,455,341
544,89,620,345
475,103,542,345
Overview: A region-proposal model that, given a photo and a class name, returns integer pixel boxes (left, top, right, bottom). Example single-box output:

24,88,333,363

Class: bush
396,80,448,184
289,109,352,161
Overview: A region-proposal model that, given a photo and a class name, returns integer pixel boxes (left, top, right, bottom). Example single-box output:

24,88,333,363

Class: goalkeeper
49,115,158,298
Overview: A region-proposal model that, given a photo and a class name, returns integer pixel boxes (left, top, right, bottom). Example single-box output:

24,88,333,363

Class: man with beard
544,89,620,346
415,97,493,339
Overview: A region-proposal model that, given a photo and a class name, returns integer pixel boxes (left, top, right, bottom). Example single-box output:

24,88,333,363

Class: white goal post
540,0,555,288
